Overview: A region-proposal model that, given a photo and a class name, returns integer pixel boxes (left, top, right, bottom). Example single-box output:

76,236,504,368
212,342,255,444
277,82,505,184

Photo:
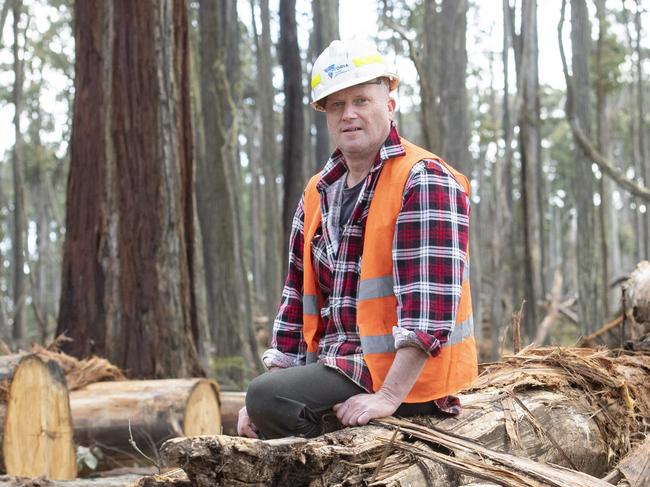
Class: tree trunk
0,353,76,479
633,1,649,258
517,0,543,339
196,0,259,383
570,0,600,333
279,0,307,254
438,0,469,175
57,0,203,378
595,0,614,317
251,0,283,329
11,0,26,346
309,0,339,170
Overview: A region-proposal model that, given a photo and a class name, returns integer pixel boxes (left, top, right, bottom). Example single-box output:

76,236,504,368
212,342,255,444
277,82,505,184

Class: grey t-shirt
339,178,364,228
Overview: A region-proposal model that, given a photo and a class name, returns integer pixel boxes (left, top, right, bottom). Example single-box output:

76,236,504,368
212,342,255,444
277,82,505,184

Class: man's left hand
333,392,399,426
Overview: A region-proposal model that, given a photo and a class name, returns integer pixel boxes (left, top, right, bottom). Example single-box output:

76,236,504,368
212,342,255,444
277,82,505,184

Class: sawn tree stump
0,353,76,479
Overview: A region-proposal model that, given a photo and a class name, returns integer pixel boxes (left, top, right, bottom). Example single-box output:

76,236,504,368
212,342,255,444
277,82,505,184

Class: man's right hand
237,406,259,438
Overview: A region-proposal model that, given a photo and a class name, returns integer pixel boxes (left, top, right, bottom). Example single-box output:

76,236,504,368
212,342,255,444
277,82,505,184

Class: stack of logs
0,346,244,482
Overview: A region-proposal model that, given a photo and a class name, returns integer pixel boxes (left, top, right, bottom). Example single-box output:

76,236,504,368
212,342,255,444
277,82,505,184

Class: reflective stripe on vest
360,314,475,354
303,294,319,315
358,264,470,301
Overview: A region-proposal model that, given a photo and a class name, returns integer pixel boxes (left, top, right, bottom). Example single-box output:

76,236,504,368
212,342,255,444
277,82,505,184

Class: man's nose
341,103,357,120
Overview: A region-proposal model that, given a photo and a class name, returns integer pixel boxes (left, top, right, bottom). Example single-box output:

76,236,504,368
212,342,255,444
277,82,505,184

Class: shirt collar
317,122,406,192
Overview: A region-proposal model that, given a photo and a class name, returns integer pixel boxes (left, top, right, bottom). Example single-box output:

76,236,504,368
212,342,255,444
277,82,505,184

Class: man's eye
353,98,369,106
329,101,344,109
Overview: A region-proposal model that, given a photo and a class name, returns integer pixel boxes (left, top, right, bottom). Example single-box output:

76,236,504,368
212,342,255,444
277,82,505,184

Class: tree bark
11,0,26,346
516,0,543,339
309,0,338,170
595,0,614,317
633,1,649,257
569,0,600,333
57,0,203,378
251,0,283,335
438,0,469,175
279,0,307,254
196,0,259,381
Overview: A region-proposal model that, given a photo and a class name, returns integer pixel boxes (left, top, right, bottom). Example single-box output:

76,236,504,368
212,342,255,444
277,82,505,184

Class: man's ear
387,97,396,119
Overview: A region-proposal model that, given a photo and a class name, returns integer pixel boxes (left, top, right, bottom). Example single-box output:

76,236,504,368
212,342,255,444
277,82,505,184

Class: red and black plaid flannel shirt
263,125,470,413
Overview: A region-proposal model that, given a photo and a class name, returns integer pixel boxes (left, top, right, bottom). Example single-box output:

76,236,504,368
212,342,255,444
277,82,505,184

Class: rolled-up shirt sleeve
392,160,470,357
262,196,308,369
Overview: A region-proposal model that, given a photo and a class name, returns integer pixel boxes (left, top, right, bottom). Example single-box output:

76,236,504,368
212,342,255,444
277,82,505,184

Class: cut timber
153,348,650,486
219,391,245,435
158,389,609,486
0,353,76,479
70,378,220,468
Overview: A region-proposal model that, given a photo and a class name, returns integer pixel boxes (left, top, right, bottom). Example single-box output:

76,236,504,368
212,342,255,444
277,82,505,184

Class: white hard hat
310,39,399,111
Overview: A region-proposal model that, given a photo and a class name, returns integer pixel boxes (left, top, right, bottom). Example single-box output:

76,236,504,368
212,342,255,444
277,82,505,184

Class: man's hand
333,391,400,426
237,406,259,438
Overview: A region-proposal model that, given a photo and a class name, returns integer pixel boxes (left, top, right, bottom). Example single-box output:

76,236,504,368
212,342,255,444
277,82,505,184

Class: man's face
324,81,396,162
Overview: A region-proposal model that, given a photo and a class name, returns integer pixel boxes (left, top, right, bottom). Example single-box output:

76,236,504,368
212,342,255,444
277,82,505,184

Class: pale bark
251,0,283,331
438,0,469,174
516,0,543,339
197,0,258,375
310,0,338,169
11,0,26,345
567,0,600,333
633,1,649,257
595,0,614,317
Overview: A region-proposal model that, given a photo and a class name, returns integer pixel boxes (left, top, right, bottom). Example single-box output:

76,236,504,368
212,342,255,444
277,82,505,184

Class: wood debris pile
148,347,649,487
471,346,650,461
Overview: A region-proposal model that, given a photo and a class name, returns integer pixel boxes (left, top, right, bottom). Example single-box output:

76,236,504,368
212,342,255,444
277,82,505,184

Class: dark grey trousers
245,363,441,439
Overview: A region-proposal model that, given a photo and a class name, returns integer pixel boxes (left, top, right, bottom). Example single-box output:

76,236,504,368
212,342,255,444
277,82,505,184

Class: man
238,40,477,439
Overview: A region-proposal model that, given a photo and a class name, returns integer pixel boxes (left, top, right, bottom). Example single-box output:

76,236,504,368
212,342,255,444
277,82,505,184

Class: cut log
70,378,220,469
158,388,610,486
219,391,245,435
153,348,650,486
0,353,76,480
0,470,190,487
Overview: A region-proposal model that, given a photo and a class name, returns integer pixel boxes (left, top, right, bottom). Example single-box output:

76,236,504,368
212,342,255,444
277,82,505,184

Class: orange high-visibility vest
302,139,477,402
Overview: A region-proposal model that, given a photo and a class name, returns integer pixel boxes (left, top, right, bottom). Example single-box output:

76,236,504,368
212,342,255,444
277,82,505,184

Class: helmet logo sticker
324,63,351,79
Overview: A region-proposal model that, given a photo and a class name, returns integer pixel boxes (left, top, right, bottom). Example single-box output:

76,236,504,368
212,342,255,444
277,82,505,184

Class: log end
2,354,76,480
183,380,221,436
